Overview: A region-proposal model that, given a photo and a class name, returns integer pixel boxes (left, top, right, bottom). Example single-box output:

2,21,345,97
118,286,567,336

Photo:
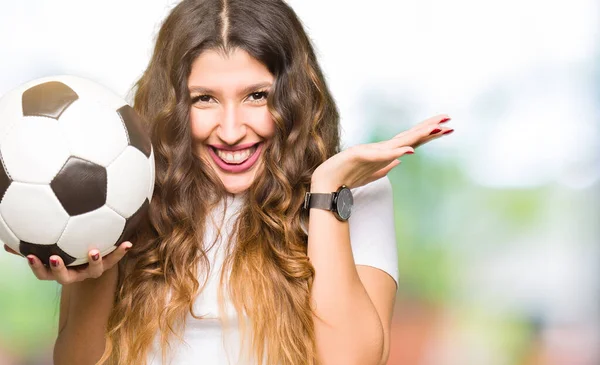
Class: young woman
5,0,453,364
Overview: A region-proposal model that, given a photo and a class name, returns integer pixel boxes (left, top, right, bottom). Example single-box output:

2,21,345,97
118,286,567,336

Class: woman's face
188,48,276,195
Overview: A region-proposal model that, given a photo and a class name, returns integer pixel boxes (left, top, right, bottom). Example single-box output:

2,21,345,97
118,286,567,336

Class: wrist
305,183,354,222
310,175,340,193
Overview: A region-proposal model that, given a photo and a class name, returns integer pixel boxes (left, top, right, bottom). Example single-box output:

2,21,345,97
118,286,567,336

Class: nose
217,104,246,146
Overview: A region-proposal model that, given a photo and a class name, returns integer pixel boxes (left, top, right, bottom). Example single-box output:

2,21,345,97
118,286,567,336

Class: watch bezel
332,185,353,221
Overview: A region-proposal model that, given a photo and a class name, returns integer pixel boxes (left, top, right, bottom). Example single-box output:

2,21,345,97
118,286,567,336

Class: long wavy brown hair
99,0,339,364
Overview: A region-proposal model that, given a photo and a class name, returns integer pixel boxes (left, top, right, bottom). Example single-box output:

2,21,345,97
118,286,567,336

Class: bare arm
4,242,133,365
356,265,397,365
307,201,390,365
54,265,118,365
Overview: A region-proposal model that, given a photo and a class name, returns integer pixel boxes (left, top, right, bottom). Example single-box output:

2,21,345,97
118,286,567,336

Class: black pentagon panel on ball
19,241,76,266
117,105,152,158
116,199,149,245
0,154,11,202
51,156,107,216
21,81,79,119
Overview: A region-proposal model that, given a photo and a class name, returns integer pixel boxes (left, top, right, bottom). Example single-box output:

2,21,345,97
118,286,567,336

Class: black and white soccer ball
0,75,155,266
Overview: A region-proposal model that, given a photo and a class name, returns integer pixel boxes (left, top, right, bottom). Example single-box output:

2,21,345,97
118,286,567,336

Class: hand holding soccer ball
0,75,155,275
4,241,132,284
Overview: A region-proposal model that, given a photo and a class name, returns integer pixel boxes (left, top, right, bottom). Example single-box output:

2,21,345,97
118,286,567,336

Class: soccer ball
0,75,155,266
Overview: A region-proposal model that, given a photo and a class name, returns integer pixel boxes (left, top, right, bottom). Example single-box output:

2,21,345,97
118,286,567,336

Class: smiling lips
208,143,263,173
215,145,257,163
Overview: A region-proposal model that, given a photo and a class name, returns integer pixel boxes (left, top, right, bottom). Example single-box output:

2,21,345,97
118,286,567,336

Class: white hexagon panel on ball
59,98,129,167
57,206,126,266
0,182,69,245
106,146,152,219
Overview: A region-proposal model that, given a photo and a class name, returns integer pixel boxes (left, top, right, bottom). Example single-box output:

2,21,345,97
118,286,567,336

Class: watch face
335,187,353,221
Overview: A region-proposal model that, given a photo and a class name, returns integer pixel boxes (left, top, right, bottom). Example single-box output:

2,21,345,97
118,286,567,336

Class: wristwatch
303,185,354,221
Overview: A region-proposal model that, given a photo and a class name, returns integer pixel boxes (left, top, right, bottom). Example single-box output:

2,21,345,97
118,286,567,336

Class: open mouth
211,143,259,165
207,142,263,173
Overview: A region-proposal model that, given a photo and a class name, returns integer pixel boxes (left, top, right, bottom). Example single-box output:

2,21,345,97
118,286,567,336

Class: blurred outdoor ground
0,1,598,364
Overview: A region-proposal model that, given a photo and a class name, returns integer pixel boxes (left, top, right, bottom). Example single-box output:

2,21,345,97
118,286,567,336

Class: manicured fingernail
50,258,59,267
91,252,100,261
405,150,414,154
429,128,442,135
27,256,35,265
440,117,451,123
443,129,454,135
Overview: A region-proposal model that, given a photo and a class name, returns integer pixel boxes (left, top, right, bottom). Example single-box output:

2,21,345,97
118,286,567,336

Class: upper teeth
216,146,256,164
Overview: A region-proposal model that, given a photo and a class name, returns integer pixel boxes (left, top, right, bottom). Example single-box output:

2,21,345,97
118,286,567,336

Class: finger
370,159,401,181
3,244,20,256
364,145,414,162
387,124,439,148
49,255,82,285
385,146,415,161
403,124,454,149
392,115,451,140
373,134,418,152
421,114,451,127
86,249,104,279
413,127,455,148
27,255,54,281
101,241,132,269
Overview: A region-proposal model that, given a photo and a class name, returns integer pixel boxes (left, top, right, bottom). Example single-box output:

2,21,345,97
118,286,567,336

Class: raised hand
3,242,132,285
311,115,453,191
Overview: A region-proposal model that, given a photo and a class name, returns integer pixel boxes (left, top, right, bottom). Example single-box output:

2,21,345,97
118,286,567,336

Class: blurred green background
1,0,599,364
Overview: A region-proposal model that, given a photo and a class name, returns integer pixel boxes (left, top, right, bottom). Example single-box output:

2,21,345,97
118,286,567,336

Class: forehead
188,48,274,89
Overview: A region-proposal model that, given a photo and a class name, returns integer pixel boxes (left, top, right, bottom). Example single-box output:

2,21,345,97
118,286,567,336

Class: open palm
311,115,453,190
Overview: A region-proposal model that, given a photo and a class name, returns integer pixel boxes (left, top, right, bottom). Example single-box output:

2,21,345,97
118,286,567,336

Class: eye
191,94,214,104
247,91,268,103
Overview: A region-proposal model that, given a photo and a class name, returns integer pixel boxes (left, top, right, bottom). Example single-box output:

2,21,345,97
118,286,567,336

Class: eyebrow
188,82,273,96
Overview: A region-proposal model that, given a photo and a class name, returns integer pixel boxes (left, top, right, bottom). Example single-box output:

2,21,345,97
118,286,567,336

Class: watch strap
303,192,334,211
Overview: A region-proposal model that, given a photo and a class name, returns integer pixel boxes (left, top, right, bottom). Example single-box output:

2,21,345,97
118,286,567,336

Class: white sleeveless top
146,176,399,365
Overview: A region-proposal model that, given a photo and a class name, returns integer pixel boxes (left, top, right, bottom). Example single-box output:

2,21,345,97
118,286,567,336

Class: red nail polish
27,256,35,265
50,258,59,267
92,253,100,261
443,129,454,135
429,128,442,135
440,117,451,124
405,150,414,154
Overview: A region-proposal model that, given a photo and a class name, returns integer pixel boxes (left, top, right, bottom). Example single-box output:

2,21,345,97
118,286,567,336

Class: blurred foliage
0,261,59,360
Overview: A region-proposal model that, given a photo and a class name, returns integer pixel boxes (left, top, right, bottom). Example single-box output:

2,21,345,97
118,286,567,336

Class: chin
217,169,258,195
223,181,251,195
